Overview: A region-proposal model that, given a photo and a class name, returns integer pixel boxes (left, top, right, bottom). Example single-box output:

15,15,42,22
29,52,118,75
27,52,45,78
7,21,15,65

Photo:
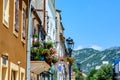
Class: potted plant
39,55,45,61
33,33,38,38
42,49,50,56
33,34,38,42
34,55,40,60
33,41,40,47
49,48,56,55
45,56,52,63
31,47,40,60
44,41,53,49
52,57,58,64
39,46,44,55
31,47,39,54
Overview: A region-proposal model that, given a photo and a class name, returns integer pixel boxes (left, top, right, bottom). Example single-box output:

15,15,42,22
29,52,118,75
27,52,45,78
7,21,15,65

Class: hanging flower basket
64,57,75,63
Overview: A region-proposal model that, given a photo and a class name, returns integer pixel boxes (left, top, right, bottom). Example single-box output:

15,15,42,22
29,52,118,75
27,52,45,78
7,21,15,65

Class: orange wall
0,0,28,72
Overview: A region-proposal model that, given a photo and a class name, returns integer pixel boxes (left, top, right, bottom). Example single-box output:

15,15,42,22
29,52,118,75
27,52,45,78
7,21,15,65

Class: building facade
0,0,28,80
30,0,51,80
56,9,68,80
29,0,58,80
46,0,56,42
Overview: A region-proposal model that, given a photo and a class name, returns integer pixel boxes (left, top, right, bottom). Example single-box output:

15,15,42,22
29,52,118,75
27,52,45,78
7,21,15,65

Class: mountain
72,47,120,74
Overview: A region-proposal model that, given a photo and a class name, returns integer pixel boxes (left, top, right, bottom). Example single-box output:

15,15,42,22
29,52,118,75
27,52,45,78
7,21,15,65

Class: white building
46,0,56,42
56,9,68,80
102,61,109,64
30,0,57,80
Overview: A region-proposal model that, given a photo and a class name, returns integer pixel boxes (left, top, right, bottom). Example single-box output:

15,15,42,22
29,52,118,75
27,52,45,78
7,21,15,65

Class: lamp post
66,37,74,80
77,63,81,80
77,63,81,71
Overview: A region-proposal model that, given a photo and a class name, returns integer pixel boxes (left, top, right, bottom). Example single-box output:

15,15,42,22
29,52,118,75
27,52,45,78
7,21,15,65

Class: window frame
20,67,25,80
13,0,19,37
10,62,19,80
0,55,8,80
3,0,10,28
21,1,27,43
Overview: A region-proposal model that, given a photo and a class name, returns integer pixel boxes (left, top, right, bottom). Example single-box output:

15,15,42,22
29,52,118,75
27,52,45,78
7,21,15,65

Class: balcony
31,40,58,66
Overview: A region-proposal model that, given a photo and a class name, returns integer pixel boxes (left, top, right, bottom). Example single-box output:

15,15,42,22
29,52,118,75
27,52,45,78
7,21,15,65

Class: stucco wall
0,0,28,79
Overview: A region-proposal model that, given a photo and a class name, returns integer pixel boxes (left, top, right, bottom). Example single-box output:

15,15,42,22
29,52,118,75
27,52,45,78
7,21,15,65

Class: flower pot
39,56,45,61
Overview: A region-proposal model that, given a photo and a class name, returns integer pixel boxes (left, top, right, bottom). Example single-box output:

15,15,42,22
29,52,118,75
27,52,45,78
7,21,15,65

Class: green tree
95,64,113,80
87,69,97,80
72,64,79,73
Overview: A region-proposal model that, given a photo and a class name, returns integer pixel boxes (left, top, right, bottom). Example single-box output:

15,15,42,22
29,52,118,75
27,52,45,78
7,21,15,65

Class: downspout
43,0,46,32
26,0,32,80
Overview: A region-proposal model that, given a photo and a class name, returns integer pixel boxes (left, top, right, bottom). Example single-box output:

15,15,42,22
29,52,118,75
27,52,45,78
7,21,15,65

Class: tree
94,64,113,80
87,64,113,80
72,64,79,73
87,69,97,80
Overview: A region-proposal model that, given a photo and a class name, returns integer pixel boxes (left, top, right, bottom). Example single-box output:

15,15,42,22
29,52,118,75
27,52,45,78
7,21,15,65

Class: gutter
43,0,46,32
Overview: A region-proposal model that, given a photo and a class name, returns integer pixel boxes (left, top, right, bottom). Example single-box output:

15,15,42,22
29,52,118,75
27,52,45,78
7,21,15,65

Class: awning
30,61,50,74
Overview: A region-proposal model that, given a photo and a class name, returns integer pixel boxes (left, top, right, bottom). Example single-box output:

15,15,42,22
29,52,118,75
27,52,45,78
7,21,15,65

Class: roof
30,61,50,74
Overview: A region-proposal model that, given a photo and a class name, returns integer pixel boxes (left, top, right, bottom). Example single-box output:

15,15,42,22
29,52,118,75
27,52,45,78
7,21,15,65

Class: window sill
13,29,19,38
21,38,26,44
3,19,9,29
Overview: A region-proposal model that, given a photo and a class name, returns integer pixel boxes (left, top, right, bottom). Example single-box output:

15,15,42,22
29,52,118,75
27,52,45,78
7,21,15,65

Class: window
11,70,17,80
21,73,24,80
3,0,9,27
2,67,7,80
32,19,39,35
32,19,35,35
20,67,25,80
10,62,19,80
21,1,26,42
22,8,26,39
14,0,19,32
1,55,8,80
2,56,8,66
39,27,42,41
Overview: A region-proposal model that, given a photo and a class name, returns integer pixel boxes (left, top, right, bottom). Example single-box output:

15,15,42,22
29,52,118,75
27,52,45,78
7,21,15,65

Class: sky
56,0,120,50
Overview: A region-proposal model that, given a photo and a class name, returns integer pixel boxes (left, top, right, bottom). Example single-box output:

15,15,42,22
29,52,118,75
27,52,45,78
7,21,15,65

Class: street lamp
76,63,81,80
66,37,74,80
77,63,81,71
66,37,74,56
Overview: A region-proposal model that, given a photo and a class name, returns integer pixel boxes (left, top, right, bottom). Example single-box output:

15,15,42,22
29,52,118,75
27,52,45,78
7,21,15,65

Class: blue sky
56,0,120,50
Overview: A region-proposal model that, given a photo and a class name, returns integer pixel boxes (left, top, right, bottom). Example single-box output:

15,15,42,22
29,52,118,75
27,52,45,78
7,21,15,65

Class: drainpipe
26,0,32,80
43,0,46,32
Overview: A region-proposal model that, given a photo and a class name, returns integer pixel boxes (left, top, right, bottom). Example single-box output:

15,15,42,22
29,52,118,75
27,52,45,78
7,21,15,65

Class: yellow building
0,0,28,80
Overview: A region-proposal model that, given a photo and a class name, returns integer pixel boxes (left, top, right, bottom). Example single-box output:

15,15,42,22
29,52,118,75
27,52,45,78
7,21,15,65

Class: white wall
46,0,56,42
